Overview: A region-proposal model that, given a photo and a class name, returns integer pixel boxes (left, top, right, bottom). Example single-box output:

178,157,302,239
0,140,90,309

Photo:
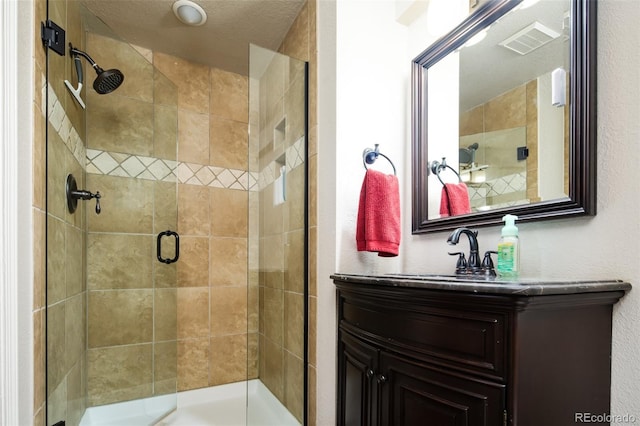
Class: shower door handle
157,230,180,264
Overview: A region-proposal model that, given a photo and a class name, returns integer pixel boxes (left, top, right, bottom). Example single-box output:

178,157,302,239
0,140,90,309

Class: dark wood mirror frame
411,0,596,234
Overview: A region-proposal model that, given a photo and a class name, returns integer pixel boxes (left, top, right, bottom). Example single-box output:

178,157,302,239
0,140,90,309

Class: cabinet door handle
366,369,374,379
377,374,387,384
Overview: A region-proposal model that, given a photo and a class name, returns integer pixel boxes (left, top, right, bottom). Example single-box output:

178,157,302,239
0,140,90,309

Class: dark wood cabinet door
338,330,379,426
379,352,505,426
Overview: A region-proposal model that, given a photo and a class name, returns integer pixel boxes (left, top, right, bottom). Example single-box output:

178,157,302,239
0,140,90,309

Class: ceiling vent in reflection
499,22,561,55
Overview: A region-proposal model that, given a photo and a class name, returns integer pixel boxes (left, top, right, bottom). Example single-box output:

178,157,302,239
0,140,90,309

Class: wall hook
66,174,101,214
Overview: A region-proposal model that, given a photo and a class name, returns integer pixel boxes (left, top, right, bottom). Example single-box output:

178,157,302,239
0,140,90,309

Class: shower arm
69,45,102,71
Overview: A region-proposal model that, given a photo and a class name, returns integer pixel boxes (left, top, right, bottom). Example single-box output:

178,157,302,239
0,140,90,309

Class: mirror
411,0,596,233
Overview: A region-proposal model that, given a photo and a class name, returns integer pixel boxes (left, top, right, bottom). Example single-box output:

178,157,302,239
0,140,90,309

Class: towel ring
363,144,397,175
429,157,462,185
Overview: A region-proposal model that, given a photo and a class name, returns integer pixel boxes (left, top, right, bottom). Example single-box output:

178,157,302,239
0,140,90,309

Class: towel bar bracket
429,157,462,184
363,144,397,175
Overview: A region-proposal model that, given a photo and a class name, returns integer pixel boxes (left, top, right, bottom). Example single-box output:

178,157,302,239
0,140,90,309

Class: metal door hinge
41,20,66,56
503,410,508,426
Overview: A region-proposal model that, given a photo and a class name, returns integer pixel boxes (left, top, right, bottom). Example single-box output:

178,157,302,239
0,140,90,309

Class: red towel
439,183,471,217
356,170,401,257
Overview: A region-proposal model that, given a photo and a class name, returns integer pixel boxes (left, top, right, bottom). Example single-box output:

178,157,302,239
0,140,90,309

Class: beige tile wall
281,1,318,423
151,51,254,392
248,1,317,422
37,0,89,424
35,0,318,423
279,1,318,423
459,81,539,202
84,33,179,408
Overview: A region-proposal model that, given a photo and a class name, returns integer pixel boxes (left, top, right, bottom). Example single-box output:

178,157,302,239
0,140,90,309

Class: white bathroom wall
332,1,408,276
424,51,461,219
537,71,566,201
324,0,468,276
317,1,410,423
318,0,640,423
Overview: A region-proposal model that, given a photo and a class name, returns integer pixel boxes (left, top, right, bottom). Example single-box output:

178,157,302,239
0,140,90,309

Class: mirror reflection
428,0,571,219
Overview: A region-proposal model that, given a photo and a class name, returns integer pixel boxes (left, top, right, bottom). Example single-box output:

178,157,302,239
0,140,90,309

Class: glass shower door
248,44,308,426
45,3,179,425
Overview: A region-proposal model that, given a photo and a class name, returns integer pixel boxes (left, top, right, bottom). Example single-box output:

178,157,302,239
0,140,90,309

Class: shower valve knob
94,192,101,214
66,174,102,214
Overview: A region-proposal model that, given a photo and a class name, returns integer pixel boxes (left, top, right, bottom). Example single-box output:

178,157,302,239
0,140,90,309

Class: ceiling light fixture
172,0,207,26
464,29,488,47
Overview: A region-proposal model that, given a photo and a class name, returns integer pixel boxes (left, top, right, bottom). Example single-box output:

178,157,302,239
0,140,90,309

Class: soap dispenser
497,214,520,278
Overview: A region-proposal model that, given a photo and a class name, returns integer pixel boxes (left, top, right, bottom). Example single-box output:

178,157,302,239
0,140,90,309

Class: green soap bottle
497,214,519,278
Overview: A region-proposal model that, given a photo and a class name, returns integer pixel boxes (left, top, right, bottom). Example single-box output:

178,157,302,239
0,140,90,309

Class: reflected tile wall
526,79,540,203
459,80,538,207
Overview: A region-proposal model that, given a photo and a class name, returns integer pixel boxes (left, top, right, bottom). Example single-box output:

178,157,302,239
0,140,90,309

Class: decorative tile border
42,76,306,193
176,162,254,190
256,137,305,191
86,148,256,190
467,172,526,201
85,135,305,192
485,172,526,197
87,149,178,182
44,81,86,167
468,172,528,210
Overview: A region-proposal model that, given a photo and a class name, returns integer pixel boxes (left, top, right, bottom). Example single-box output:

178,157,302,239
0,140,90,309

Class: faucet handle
482,251,498,277
448,252,467,275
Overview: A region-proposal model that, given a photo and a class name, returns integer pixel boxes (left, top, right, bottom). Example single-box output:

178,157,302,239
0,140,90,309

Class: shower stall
44,3,307,425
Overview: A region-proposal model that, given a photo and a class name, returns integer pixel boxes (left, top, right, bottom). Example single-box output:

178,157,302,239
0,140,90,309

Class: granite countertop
331,273,632,296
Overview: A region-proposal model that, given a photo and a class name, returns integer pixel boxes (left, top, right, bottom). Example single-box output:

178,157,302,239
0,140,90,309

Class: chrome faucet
447,227,496,277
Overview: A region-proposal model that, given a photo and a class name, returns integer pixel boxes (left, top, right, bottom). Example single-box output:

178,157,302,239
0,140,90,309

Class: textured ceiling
459,0,570,111
82,0,306,76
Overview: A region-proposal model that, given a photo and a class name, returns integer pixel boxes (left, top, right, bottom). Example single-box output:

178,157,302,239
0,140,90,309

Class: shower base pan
79,379,300,426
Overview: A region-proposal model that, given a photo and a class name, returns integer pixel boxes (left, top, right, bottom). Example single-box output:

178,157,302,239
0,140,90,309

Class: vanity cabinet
340,329,504,426
333,274,630,426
